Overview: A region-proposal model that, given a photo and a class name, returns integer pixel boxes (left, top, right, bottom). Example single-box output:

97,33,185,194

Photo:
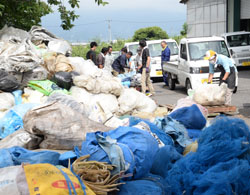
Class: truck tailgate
163,61,179,75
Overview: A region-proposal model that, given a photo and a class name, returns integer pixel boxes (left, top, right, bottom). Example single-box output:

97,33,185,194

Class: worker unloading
204,50,238,105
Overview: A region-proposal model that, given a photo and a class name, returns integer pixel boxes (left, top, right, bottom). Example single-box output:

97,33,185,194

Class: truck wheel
186,79,192,93
168,73,176,90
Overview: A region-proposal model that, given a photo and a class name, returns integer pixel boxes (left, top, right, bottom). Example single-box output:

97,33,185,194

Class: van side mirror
230,49,234,56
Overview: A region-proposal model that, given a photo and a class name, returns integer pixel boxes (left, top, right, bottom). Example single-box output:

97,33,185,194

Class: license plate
201,78,210,84
156,71,162,76
242,61,250,66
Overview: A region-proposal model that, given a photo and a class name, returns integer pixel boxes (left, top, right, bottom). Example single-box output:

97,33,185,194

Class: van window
227,34,250,47
128,44,139,56
148,42,179,57
180,44,187,60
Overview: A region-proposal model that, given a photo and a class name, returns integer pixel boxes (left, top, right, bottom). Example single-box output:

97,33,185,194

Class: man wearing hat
204,50,237,105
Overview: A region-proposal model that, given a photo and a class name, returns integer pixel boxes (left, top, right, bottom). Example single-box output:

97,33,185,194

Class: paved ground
152,67,250,126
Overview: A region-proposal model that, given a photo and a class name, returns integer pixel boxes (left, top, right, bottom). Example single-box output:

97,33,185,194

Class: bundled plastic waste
23,94,110,150
165,117,250,194
169,104,206,130
193,83,227,106
77,125,159,180
118,88,157,115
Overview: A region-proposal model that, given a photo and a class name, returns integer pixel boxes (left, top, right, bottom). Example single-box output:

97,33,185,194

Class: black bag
0,70,20,92
51,71,77,90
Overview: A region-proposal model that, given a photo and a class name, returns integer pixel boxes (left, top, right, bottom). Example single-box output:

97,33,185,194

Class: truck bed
163,61,179,75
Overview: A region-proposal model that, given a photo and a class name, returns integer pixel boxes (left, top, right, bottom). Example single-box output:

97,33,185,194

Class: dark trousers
161,63,168,85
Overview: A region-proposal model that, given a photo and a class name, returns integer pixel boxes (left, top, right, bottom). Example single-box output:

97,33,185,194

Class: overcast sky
41,0,186,42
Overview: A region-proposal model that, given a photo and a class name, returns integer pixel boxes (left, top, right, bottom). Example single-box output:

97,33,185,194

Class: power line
44,18,185,28
112,19,185,24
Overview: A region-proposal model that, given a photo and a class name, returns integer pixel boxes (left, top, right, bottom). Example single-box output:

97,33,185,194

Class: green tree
180,22,188,36
132,26,169,41
0,0,107,31
72,39,127,59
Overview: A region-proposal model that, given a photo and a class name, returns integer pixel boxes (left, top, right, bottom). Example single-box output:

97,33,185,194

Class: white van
222,32,250,66
163,36,235,93
124,39,179,78
147,39,179,78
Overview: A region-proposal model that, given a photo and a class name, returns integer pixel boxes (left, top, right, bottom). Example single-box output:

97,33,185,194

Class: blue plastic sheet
129,117,174,146
0,146,60,168
78,126,159,179
169,104,206,130
165,117,250,195
12,90,22,105
0,103,38,139
118,174,168,195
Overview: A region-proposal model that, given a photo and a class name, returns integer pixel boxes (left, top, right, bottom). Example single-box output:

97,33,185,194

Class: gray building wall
186,0,227,38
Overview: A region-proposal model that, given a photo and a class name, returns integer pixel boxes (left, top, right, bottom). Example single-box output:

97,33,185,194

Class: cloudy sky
41,0,186,42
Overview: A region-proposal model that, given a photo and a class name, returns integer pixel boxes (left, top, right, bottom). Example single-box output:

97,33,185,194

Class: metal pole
107,20,112,43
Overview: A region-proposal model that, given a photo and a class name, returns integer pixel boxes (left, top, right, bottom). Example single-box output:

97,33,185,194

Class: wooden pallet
205,105,238,117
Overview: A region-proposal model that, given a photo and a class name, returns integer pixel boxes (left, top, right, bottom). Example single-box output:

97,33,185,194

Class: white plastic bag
68,57,99,76
73,73,123,96
193,83,227,106
118,88,157,115
70,86,119,123
0,92,15,112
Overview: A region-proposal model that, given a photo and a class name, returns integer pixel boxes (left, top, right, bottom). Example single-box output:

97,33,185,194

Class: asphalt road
152,67,250,126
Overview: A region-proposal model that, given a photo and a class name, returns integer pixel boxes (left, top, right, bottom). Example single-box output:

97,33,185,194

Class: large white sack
0,92,15,112
118,88,157,115
73,72,123,96
193,83,227,106
70,86,119,123
23,94,110,150
68,57,100,76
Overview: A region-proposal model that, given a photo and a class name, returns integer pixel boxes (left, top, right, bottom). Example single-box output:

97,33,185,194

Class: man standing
86,42,98,65
204,50,237,105
97,47,108,69
161,41,171,85
112,52,133,76
138,40,155,96
104,46,114,72
135,47,142,73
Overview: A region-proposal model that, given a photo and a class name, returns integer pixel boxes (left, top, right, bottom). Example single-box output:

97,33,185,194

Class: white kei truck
162,36,235,93
125,39,179,78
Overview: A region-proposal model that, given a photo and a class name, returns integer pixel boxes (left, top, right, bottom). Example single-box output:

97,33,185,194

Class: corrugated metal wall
241,0,250,19
186,0,227,38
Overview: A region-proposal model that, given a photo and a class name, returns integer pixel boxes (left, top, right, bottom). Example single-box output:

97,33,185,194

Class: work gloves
233,87,237,94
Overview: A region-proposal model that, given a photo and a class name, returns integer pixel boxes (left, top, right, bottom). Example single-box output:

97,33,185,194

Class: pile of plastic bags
0,25,250,195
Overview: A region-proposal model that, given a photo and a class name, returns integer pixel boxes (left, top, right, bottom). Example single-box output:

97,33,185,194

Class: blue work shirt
209,54,236,74
112,54,127,73
161,46,171,64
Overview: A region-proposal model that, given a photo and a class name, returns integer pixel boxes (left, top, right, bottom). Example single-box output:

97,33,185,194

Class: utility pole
107,19,112,43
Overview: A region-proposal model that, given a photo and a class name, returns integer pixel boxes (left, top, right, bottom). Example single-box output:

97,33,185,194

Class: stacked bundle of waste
0,25,249,195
